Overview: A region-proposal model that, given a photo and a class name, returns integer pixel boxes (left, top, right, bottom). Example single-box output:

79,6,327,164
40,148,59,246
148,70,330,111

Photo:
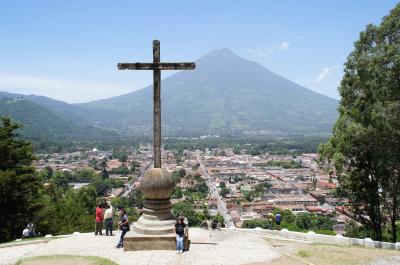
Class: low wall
236,228,400,250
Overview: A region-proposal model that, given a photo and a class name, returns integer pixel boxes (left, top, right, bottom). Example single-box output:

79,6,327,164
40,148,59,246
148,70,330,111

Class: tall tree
0,117,40,243
319,3,400,241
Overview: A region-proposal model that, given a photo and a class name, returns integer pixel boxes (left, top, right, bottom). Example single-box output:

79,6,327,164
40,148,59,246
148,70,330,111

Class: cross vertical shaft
153,40,161,168
117,40,196,240
117,40,195,169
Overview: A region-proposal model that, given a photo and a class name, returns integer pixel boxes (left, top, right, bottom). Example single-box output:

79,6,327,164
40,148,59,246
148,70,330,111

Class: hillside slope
0,49,338,137
78,48,338,136
0,97,114,141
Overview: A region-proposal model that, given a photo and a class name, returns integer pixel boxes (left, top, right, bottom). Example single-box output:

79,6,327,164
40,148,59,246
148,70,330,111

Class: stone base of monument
123,229,190,251
123,167,191,251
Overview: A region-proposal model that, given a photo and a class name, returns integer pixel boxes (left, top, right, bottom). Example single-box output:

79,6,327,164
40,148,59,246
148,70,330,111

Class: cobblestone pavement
0,229,280,265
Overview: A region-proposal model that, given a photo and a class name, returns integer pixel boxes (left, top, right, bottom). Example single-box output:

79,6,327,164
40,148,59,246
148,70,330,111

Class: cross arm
117,62,195,70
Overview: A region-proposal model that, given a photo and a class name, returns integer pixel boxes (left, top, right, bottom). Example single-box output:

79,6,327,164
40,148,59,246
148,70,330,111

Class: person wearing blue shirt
275,212,282,229
116,209,130,248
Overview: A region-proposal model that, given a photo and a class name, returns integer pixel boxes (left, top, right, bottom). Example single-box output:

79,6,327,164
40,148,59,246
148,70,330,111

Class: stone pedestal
124,231,176,251
133,196,176,235
124,167,188,251
124,230,190,251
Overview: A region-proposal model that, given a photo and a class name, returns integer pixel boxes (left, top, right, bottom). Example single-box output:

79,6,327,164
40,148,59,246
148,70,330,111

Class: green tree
315,215,334,231
77,186,98,214
110,165,130,176
295,214,315,230
0,117,40,243
344,220,361,238
195,211,208,225
218,150,226,156
74,168,97,182
100,159,108,170
243,191,254,202
111,196,140,222
33,192,58,235
91,177,113,197
233,146,241,155
212,213,225,226
130,160,140,172
119,154,128,163
172,168,186,183
318,4,400,241
55,189,94,235
172,187,183,199
254,181,272,195
172,201,198,226
130,189,143,207
219,182,230,197
220,187,230,197
242,219,267,229
194,181,209,195
52,171,70,190
42,166,53,180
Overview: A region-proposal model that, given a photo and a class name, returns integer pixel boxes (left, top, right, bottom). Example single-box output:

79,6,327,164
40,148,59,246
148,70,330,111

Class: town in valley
34,142,350,235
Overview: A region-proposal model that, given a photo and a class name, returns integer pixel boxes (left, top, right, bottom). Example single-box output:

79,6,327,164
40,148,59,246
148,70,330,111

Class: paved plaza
2,229,400,265
0,229,280,265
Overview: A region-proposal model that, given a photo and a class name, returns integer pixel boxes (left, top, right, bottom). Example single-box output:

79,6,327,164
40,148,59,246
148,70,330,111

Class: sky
0,0,398,103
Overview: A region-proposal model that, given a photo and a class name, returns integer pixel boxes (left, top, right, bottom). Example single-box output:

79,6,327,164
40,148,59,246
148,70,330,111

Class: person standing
116,209,130,248
104,203,114,236
173,217,187,254
95,203,104,235
275,212,282,230
267,212,275,230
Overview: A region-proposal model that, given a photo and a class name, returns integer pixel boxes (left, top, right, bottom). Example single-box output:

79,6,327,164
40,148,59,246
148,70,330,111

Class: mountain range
0,48,338,140
0,94,116,141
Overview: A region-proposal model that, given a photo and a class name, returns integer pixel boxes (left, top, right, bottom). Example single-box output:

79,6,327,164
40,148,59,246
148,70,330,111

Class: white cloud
315,65,339,83
246,41,291,60
278,41,291,50
297,35,304,40
0,73,129,103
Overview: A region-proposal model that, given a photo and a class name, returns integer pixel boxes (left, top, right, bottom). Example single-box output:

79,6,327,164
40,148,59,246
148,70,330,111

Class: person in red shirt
95,203,104,235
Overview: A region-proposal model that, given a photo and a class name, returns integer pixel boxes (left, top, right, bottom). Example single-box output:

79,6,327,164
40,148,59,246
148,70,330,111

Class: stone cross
118,40,195,168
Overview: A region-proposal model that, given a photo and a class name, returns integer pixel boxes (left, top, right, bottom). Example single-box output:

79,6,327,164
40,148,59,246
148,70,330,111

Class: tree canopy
0,117,40,242
318,3,400,242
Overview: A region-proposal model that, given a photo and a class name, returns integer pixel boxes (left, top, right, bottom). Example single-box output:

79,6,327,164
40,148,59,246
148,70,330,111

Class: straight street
122,161,152,197
195,153,235,228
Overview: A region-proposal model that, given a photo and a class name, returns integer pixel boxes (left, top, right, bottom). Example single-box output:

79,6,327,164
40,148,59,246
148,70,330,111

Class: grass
297,250,311,258
0,236,64,248
261,237,400,265
18,236,59,242
15,255,118,265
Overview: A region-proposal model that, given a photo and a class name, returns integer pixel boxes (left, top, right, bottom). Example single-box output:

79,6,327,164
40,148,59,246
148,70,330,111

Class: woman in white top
104,203,114,236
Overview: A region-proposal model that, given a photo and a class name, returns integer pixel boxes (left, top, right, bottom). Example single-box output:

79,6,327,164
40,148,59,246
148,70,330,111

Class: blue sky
0,0,398,103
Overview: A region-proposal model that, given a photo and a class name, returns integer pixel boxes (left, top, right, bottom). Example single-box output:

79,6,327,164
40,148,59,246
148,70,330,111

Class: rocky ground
1,229,399,265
